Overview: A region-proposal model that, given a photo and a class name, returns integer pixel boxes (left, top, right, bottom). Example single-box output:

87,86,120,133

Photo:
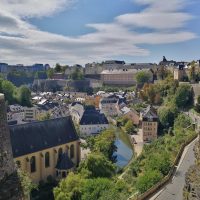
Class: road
150,137,198,200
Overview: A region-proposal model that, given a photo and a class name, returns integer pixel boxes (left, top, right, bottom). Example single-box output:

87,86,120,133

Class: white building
79,106,109,136
7,105,25,124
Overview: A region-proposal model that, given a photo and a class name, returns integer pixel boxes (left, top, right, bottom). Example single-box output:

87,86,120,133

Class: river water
114,128,134,168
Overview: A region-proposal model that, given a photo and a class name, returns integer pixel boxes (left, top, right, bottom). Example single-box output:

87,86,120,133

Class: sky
0,0,200,66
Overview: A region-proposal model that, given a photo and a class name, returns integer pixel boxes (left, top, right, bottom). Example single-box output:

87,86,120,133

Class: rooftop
9,116,79,158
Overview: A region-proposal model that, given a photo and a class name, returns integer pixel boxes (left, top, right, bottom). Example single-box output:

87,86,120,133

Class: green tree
136,170,162,193
17,85,32,107
158,105,178,128
1,80,16,103
47,68,54,79
55,63,62,72
86,129,117,162
18,169,37,198
174,113,191,130
78,153,116,178
125,120,135,134
54,173,84,200
71,68,84,80
37,112,51,121
136,71,151,85
144,153,171,176
174,84,193,108
82,178,113,200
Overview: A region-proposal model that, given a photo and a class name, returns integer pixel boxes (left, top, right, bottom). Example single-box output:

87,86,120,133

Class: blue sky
0,0,200,65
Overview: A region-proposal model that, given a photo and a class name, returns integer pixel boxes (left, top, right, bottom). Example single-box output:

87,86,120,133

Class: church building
9,116,80,183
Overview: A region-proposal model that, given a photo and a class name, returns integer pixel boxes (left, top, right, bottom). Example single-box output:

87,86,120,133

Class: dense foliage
136,71,151,85
54,173,130,200
122,113,196,196
0,78,32,106
54,129,132,200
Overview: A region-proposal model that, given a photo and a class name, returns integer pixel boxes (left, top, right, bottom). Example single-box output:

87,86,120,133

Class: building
101,69,137,86
24,107,39,121
69,102,85,123
79,106,109,136
174,64,189,81
99,94,120,116
99,94,126,116
121,107,140,126
140,105,158,142
9,116,80,183
65,64,84,78
101,69,152,86
52,73,67,80
7,105,25,125
0,94,22,199
0,63,46,74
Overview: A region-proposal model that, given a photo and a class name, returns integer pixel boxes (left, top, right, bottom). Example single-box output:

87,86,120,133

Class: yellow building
9,116,80,183
140,105,158,142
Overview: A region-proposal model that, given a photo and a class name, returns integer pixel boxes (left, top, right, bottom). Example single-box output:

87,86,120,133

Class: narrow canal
114,128,134,168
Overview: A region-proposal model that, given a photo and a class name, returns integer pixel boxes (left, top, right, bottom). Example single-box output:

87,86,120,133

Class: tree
136,71,151,85
55,63,62,72
158,105,178,128
1,80,16,103
174,113,191,130
37,112,51,121
17,85,32,107
78,153,116,178
81,178,113,200
35,71,47,79
71,68,84,80
18,169,37,199
174,84,193,108
136,170,162,193
47,68,54,79
54,173,84,200
54,175,130,200
144,152,171,176
86,129,117,162
125,120,135,134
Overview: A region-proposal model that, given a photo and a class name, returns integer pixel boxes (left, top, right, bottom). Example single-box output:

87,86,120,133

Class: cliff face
0,93,23,200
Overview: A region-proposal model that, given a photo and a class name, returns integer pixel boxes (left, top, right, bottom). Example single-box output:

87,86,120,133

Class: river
114,128,134,168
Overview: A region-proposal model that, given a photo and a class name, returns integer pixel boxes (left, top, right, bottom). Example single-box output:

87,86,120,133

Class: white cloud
0,0,197,65
0,0,74,18
116,12,193,30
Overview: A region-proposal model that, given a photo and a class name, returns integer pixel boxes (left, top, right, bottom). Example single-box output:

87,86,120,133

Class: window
70,145,74,159
58,148,63,160
62,171,66,178
30,156,36,173
45,152,50,168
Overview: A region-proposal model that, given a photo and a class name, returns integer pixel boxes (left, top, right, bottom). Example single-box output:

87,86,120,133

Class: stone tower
0,93,22,200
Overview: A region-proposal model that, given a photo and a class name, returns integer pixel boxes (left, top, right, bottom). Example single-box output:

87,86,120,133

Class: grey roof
142,105,158,119
56,153,74,170
9,116,79,158
80,108,108,125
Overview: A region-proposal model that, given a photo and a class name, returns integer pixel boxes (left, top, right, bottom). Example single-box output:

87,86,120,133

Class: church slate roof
9,116,79,158
56,153,74,170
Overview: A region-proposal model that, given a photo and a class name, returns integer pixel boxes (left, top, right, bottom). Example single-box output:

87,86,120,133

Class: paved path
150,137,198,200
